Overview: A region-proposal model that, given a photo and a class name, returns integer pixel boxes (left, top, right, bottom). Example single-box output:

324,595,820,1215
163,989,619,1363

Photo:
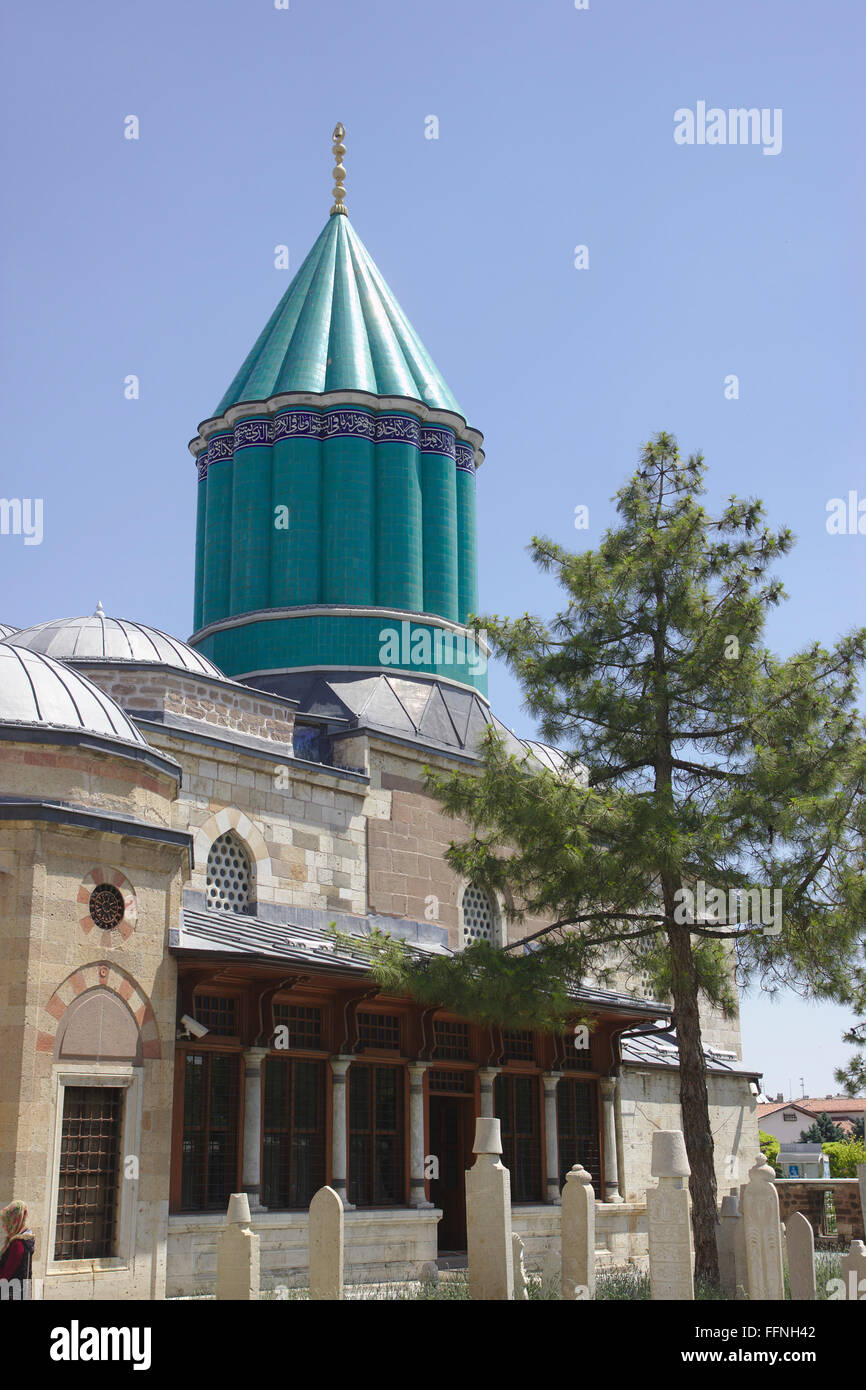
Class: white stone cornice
188,389,485,464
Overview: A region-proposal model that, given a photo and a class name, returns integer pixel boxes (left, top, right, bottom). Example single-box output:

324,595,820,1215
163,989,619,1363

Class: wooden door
429,1095,471,1250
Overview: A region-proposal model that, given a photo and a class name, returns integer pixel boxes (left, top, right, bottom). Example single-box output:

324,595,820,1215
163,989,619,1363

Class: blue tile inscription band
197,412,473,477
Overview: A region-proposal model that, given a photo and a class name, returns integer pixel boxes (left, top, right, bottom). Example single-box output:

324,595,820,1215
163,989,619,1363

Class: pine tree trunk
666,915,720,1285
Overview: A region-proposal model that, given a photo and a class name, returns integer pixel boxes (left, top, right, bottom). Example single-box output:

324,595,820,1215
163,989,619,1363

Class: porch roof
170,906,670,1019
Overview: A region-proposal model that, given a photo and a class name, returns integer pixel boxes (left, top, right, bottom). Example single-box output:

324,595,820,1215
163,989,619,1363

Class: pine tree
799,1113,847,1143
349,433,866,1284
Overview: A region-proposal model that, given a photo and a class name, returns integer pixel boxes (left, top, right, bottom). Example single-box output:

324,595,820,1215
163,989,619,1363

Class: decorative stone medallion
77,866,137,947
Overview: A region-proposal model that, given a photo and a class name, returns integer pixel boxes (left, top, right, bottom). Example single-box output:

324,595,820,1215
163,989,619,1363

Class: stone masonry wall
775,1179,864,1241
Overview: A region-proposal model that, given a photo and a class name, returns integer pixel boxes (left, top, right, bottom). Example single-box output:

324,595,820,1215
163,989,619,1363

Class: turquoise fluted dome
190,203,484,700
215,214,462,417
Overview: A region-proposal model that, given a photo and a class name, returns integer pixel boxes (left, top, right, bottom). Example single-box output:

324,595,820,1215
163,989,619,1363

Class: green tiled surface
375,442,423,611
270,437,321,607
456,468,479,622
321,434,375,603
214,215,463,415
195,420,479,681
198,613,488,696
421,453,458,621
193,474,207,631
229,445,272,616
201,459,233,627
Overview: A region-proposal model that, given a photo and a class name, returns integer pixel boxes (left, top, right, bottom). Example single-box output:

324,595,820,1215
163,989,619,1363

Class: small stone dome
5,604,224,678
0,643,148,745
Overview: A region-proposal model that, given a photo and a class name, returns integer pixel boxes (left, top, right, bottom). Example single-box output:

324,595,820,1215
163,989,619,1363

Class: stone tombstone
216,1192,260,1301
561,1163,596,1300
741,1155,785,1301
785,1210,816,1301
511,1232,528,1300
717,1193,743,1297
309,1185,344,1301
841,1239,866,1303
646,1130,694,1301
465,1117,514,1301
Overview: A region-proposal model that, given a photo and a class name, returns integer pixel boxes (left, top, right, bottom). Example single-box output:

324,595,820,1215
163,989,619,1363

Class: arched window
206,831,253,913
460,883,496,947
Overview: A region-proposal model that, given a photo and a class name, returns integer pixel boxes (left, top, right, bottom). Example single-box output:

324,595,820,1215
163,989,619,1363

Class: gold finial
330,122,347,216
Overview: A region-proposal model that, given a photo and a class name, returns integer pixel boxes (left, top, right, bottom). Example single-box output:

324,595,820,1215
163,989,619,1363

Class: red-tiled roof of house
757,1101,812,1119
796,1096,865,1114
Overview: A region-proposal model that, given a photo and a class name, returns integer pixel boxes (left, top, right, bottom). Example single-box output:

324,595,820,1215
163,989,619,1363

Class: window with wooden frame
54,1086,124,1261
494,1073,542,1203
273,1003,323,1051
356,1011,402,1053
428,1068,474,1094
193,994,239,1037
561,1028,593,1070
502,1029,535,1063
262,1057,326,1209
557,1078,601,1191
432,1018,470,1061
179,1051,240,1211
348,1064,405,1206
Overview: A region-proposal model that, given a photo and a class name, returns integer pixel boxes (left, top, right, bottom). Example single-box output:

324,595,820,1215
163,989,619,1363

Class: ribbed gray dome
0,624,19,639
0,644,148,745
6,606,224,678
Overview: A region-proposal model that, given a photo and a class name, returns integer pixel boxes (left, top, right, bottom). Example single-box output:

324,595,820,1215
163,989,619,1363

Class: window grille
261,1058,325,1209
494,1074,542,1202
461,883,496,947
88,884,125,930
557,1078,601,1191
54,1086,123,1260
433,1019,470,1060
348,1064,405,1206
180,1052,240,1211
357,1011,402,1052
273,1004,322,1050
193,995,237,1036
562,1031,593,1070
428,1069,473,1094
503,1029,535,1062
206,831,252,913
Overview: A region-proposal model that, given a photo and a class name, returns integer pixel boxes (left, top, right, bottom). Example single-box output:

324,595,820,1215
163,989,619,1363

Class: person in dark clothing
0,1201,35,1299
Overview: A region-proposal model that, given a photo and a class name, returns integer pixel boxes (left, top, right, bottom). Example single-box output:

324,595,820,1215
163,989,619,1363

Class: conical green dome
215,214,462,417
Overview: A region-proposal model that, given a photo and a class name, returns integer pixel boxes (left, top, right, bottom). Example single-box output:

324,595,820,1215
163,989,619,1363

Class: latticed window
503,1029,535,1062
562,1029,593,1070
495,1074,542,1203
348,1064,405,1206
262,1058,325,1209
432,1018,470,1060
461,883,496,946
357,1012,402,1052
428,1068,473,1094
54,1086,124,1261
273,1004,322,1050
194,995,238,1036
206,831,253,913
557,1078,601,1191
180,1052,240,1210
627,935,666,1002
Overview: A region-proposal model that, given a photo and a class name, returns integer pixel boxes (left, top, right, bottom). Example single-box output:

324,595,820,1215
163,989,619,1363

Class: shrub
822,1138,866,1177
759,1129,780,1172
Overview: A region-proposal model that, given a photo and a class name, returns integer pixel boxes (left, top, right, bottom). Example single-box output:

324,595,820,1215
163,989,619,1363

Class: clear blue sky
2,0,864,1098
